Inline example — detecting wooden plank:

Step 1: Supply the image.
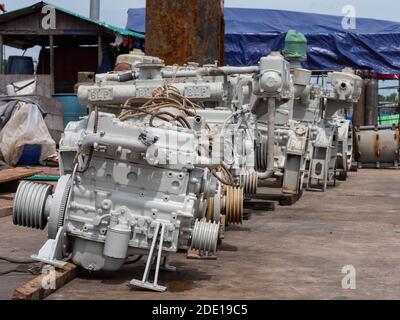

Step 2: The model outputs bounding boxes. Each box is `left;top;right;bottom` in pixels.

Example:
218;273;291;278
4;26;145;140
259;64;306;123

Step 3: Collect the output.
0;192;14;218
187;249;217;260
0;206;12;218
0;193;14;201
0;167;42;185
34;75;54;98
11;263;78;300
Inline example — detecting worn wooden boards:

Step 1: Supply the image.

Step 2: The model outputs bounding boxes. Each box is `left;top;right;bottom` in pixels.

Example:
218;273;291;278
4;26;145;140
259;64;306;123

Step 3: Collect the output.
11;263;78;300
0;192;13;217
0;167;42;185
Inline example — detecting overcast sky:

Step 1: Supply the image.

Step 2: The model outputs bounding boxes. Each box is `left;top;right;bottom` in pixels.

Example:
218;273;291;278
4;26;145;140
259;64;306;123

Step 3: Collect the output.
4;0;400;27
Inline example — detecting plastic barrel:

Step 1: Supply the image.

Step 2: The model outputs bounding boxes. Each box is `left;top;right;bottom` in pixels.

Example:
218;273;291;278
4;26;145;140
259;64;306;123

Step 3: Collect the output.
52;94;88;128
7;56;34;75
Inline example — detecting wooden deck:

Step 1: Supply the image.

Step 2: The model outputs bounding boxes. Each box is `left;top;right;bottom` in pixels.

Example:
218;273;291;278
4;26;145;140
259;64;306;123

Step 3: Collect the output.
0;169;399;300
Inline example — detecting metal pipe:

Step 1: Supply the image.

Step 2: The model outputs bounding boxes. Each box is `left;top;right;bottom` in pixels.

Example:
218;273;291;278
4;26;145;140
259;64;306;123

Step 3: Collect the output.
90;0;100;21
78;82;224;106
266;97;276;172
161;66;260;78
141;222;161;283
81;133;148;153
153;223;165;286
258;98;276;179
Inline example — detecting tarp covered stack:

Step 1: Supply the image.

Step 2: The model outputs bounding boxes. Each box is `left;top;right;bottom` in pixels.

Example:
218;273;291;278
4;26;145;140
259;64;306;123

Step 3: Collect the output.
126;7;400;74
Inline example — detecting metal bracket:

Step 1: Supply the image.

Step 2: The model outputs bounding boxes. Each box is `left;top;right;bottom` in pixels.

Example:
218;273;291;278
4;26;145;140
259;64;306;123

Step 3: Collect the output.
31;228;67;269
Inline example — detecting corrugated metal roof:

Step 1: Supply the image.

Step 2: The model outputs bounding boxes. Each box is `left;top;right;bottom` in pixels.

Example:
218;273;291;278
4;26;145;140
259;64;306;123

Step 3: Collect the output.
0;1;144;39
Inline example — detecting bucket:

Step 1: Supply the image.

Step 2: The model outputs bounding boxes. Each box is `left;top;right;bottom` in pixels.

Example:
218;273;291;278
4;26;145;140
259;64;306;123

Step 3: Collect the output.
7;56;34;75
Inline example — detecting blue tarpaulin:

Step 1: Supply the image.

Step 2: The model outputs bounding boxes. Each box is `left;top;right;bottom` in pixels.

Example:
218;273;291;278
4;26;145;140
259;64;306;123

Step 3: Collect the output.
126;7;400;74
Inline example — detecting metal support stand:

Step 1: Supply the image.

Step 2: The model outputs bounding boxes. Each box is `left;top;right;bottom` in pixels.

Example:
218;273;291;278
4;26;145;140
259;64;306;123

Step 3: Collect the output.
31;228;67;269
307;150;332;192
129;222;169;292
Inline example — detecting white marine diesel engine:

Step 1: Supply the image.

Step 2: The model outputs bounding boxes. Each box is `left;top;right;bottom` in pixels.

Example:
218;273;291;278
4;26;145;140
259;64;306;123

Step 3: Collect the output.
306;70;362;190
12;87;228;292
281;30;362;191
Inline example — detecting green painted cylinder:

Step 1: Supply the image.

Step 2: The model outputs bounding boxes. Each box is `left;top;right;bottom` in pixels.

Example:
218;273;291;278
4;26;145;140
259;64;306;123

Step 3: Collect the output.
283;29;308;61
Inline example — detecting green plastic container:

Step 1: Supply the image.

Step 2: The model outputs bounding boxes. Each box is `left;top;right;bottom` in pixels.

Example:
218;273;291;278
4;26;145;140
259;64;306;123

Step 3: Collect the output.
378;114;400;125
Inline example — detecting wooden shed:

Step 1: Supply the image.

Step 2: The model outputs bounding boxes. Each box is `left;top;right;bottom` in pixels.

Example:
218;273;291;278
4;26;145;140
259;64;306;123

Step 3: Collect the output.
0;1;144;95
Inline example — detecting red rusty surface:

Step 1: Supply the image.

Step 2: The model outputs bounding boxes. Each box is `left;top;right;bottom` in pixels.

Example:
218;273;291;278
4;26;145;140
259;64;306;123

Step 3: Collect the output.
352;79;366;126
145;0;224;66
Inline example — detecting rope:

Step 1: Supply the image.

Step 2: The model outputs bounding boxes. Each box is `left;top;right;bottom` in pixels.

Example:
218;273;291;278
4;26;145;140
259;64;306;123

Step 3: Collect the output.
118;83;202;124
212;164;235;186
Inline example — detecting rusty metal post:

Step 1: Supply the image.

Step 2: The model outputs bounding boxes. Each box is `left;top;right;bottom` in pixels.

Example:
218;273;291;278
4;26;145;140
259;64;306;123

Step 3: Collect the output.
365;76;378;126
352;79;366;126
145;0;224;66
